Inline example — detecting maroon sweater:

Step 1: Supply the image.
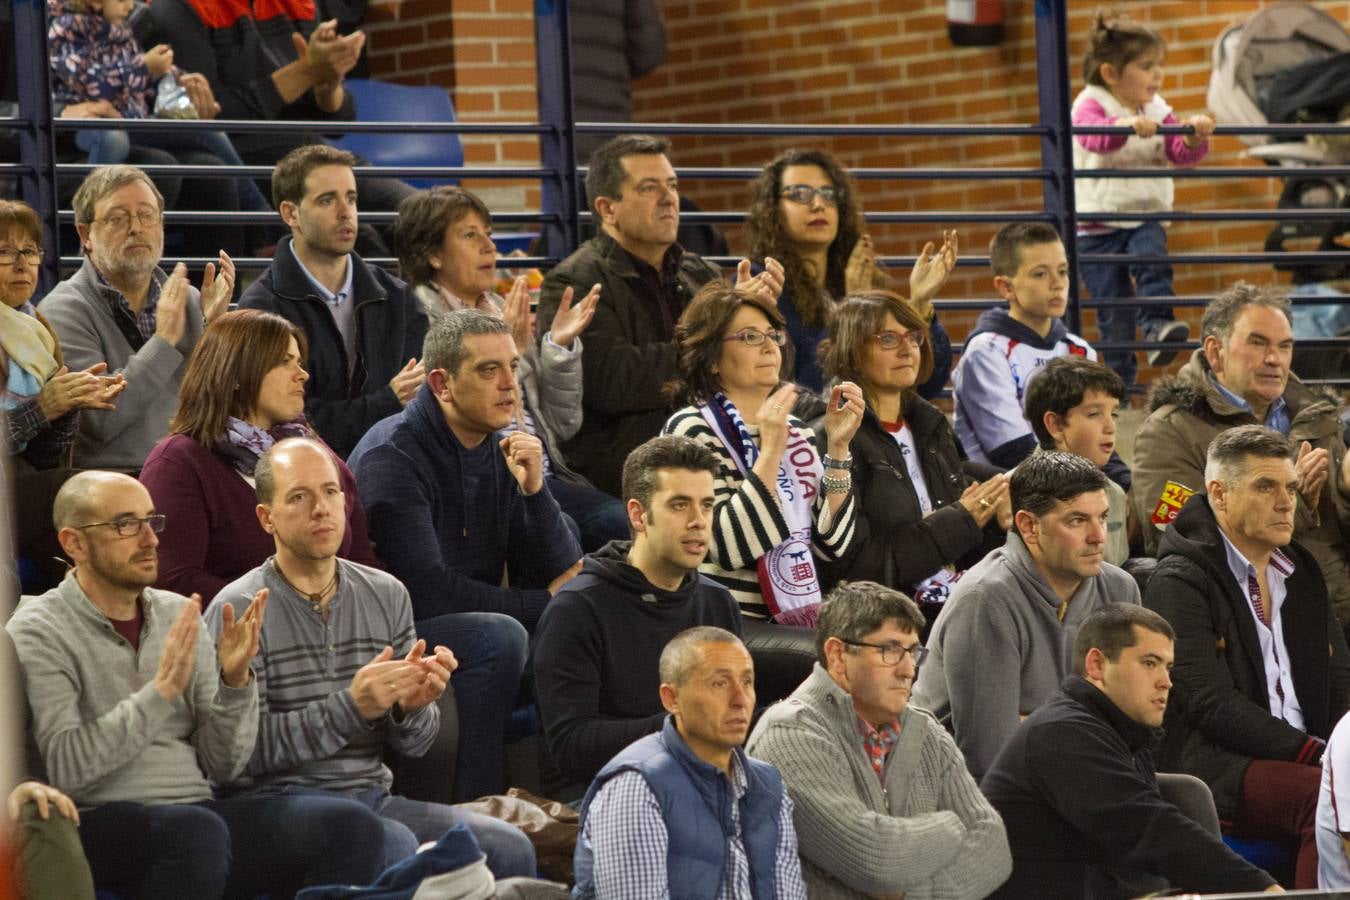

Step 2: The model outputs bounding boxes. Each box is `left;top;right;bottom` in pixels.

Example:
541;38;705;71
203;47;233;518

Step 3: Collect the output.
140;433;380;604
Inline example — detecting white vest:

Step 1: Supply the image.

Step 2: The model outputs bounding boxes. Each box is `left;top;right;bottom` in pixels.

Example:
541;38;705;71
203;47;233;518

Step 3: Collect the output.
1072;84;1175;229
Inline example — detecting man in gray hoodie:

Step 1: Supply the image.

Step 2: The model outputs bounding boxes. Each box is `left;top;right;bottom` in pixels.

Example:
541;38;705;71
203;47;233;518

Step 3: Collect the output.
912;451;1140;778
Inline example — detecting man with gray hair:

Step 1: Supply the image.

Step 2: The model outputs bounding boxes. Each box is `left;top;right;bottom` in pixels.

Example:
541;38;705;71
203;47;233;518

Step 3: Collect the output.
573;626;807;899
748;581;1011;899
1144;424;1350;889
348;309;583;796
41;164;235;471
1133;281;1350;629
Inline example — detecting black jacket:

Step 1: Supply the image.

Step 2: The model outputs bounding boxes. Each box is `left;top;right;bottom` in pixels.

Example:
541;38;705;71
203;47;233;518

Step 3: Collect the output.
821;395;1003;595
240;240;428;458
141;0;354;158
537;231;722;496
1144;494;1350;817
982;676;1276;899
532;540;742;786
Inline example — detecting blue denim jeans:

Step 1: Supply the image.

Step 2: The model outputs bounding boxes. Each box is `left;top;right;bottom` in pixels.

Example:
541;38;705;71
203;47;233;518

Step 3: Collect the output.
414;611;528;801
78;793;387;899
254;784;537;881
546;475;629;553
1078;221;1173;385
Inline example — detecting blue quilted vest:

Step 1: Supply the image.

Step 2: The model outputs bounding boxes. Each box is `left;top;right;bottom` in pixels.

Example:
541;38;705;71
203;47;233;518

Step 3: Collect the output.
573;717;784;899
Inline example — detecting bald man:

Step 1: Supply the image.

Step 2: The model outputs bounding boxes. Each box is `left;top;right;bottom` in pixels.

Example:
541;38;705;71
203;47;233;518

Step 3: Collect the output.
206;438;536;879
7;471;386;900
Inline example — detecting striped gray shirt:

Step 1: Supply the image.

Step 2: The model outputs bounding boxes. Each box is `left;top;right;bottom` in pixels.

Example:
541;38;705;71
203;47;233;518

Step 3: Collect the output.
207;557;437;793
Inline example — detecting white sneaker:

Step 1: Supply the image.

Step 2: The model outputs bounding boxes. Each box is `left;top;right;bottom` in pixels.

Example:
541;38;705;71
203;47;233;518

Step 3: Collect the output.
1146;320;1190;367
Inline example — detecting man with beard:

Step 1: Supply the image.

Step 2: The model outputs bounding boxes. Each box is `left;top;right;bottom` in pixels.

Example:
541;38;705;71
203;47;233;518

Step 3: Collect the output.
40;165;235;471
7;470;388;899
532;434;743;788
241;144;428;458
207;437;537;878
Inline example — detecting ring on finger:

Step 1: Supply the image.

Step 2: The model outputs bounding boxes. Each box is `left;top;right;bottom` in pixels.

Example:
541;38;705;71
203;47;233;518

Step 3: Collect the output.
979;498;992;509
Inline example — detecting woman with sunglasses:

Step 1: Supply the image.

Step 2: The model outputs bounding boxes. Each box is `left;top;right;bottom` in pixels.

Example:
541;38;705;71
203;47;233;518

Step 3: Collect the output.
1;199;127;588
663;282;865;625
817;291;1012;629
139;308;380;604
747;147;957;396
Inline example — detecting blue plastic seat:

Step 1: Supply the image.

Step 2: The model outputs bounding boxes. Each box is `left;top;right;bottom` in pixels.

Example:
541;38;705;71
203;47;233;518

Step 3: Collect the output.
332;79;463;189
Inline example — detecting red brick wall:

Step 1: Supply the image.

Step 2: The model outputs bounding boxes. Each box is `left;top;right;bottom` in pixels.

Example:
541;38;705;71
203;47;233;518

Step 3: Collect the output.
630;0;1350;372
363;0;540;206
357;0;1350;375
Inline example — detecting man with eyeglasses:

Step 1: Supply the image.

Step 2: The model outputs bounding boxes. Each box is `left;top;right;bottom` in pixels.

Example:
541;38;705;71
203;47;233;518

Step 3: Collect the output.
747;580;1011;899
40;164;234;472
537;133;786;497
911;451;1140;779
6;470;389;899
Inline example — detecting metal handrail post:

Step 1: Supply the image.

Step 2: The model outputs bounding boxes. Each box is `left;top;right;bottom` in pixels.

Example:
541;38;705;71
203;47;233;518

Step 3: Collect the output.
13;0;59;292
1034;0;1081;332
534;0;579;256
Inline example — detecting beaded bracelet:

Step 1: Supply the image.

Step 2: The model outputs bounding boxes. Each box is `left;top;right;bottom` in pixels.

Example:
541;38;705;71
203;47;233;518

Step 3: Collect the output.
821;474;852;494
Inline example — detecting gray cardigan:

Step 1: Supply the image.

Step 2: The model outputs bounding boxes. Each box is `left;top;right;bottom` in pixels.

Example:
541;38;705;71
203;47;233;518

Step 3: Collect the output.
7;573;257;806
747;665;1010;900
911;529;1140;778
38;258;203;471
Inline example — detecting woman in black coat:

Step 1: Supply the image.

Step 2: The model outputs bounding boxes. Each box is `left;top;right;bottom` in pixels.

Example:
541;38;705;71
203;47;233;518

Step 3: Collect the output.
818;291;1010;625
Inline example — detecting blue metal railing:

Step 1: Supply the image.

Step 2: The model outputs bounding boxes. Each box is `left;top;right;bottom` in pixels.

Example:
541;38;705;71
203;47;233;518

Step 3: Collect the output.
7;0;1350;378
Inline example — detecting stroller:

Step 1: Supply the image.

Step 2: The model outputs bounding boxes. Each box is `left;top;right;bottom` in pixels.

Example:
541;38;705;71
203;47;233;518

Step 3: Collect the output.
1208;0;1350;382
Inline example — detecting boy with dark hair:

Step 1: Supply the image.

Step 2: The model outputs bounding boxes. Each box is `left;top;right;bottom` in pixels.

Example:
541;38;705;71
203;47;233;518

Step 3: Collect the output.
912;451;1139;777
982;604;1279;897
1024;356;1132;564
953;222;1097;469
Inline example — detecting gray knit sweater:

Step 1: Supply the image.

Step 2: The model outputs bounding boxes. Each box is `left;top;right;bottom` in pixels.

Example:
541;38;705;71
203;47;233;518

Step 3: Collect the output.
747;665;1011;900
206;558;437;793
38;258;203;472
7;573;257;806
911;529;1140;778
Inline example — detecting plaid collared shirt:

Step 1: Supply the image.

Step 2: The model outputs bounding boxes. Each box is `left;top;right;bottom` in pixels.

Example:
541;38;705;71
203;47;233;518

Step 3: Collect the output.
857;715;902;781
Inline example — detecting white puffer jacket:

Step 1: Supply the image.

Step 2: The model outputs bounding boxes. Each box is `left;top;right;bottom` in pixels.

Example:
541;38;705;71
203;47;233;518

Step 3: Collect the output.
1072;84;1175;229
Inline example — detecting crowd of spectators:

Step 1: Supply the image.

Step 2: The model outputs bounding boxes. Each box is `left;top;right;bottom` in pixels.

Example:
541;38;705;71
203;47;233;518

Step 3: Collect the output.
6;4;1350;898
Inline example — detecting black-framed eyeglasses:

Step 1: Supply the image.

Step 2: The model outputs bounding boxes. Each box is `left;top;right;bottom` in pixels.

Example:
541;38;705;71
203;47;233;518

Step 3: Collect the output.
0;246;44;266
92;209;162;231
722;328;787;347
873;330;925;350
73;514;166;539
779;184;840;207
840;638;928;667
